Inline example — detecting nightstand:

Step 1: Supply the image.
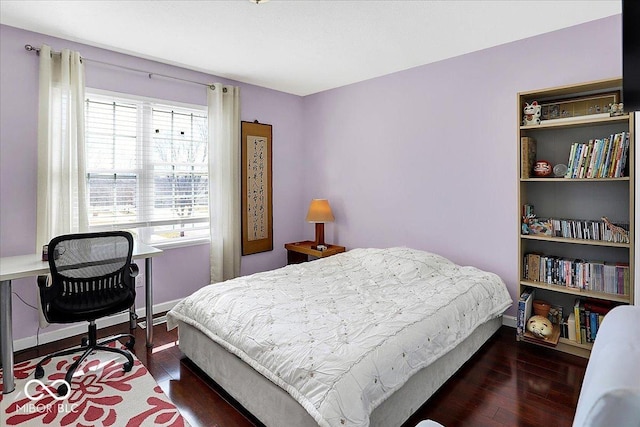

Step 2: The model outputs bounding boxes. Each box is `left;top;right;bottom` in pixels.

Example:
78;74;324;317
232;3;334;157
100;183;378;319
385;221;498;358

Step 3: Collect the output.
284;241;346;264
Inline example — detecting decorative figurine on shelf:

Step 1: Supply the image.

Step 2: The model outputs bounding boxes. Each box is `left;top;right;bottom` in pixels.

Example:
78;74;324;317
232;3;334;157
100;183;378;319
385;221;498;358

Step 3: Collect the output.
533;160;552;177
609;102;625;117
601;216;630;244
522;101;542;126
527;315;554;339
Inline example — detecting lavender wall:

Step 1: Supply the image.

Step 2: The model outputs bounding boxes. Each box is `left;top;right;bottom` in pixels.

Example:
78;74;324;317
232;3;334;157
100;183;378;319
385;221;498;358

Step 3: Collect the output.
0;16;624;341
301;15;623;317
0;24;305;341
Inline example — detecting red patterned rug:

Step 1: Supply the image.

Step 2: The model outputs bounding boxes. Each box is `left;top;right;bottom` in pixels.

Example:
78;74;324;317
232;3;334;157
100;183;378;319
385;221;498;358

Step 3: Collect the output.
0;342;189;427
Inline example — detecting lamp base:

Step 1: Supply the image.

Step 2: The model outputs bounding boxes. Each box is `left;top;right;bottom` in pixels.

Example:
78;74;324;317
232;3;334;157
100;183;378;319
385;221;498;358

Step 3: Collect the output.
313;223;325;248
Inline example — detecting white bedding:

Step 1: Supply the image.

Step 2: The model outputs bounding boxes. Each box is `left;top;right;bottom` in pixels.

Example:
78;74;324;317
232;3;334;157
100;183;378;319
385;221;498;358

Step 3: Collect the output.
167;247;512;427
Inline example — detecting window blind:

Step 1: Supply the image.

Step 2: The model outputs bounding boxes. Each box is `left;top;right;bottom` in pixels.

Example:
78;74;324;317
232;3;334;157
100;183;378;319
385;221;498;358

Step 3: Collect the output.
85;92;209;245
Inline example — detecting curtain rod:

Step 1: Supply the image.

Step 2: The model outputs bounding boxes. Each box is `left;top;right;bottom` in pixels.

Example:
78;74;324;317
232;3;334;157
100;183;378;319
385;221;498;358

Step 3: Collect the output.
24;44;222;91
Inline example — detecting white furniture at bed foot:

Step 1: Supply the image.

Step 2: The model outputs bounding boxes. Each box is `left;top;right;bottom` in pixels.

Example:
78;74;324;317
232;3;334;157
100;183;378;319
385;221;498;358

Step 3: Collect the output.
572;305;640;427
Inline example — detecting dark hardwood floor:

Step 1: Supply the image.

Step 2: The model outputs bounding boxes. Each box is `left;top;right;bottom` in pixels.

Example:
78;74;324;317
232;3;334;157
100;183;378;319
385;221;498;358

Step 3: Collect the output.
13;322;587;427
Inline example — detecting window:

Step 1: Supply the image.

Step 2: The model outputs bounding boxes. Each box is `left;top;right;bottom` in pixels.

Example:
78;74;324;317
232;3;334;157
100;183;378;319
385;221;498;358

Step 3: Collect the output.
85;92;209;246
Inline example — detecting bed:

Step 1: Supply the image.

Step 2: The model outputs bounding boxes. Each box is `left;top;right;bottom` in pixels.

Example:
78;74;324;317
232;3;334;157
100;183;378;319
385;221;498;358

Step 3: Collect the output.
166;247;512;427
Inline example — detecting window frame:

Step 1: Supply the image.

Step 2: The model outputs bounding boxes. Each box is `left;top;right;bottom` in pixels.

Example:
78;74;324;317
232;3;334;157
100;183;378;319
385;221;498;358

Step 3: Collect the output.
84;88;210;249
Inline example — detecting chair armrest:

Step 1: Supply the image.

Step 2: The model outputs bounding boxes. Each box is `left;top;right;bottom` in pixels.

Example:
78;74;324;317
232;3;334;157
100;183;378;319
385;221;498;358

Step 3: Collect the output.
37;274;55;306
37;275;50;289
129;263;139;278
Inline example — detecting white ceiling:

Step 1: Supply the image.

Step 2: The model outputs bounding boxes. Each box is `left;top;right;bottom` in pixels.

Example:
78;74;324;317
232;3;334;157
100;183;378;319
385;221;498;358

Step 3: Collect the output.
0;0;621;96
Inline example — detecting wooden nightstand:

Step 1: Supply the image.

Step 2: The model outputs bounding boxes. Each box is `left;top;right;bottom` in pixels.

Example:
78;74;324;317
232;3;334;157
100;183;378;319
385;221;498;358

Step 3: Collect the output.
284;241;346;264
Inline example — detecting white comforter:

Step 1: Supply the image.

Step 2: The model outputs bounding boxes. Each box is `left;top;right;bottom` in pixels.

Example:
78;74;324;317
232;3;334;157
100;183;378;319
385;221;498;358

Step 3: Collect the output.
167;247;512;427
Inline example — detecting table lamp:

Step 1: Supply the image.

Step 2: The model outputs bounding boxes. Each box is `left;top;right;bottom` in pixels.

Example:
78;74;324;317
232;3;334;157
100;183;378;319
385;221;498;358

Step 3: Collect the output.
305;199;334;248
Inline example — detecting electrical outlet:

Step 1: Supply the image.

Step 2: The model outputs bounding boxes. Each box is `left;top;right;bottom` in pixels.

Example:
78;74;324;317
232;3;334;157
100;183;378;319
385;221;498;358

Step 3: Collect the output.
136;273;145;288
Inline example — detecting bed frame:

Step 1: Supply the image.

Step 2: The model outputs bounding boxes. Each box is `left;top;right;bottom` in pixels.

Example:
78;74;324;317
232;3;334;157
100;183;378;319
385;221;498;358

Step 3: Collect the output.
176;316;502;426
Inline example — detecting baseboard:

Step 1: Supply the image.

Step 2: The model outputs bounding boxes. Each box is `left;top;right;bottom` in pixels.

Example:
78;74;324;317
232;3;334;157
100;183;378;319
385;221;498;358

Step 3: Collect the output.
502;314;517;329
13;299;182;352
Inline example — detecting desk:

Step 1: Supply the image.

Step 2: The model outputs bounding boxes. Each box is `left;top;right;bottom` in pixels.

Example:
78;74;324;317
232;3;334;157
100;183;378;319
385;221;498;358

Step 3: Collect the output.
0;241;162;394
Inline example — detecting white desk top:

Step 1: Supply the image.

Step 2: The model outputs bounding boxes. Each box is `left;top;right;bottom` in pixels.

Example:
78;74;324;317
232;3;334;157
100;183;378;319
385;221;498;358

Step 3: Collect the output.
0;241;162;281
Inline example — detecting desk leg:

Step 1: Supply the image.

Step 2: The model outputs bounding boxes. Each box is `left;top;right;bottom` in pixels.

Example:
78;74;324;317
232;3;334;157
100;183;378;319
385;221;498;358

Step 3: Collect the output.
129;304;137;330
1;279;15;394
145;257;153;348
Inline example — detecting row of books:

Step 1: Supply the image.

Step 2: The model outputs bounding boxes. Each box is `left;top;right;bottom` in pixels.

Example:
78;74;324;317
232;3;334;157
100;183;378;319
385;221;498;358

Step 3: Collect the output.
570;298;614;344
536;218;630;243
565;132;629;178
523;253;630;296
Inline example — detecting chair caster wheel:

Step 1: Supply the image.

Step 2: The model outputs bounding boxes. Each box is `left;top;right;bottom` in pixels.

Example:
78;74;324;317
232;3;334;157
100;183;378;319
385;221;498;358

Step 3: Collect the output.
125;338;135;350
57;383;68;397
34;365;44;379
123;361;133;372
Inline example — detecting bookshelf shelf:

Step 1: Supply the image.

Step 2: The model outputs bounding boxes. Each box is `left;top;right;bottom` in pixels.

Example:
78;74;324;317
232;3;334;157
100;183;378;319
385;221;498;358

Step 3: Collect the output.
520;177;630;182
517;77;635;358
517;335;593;358
520;114;630;131
520;234;630;248
519;279;631;303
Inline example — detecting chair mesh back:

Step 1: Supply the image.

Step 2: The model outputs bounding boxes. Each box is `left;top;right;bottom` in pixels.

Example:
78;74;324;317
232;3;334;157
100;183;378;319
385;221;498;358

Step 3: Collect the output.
49;233;133;297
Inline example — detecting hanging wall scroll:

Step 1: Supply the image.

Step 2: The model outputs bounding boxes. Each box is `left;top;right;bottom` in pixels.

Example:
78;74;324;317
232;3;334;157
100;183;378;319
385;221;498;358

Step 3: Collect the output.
241;121;273;255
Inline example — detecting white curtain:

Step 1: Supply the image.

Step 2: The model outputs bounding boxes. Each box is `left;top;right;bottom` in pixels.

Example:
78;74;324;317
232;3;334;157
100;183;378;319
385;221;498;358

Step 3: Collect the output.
208;83;241;282
36;45;88;250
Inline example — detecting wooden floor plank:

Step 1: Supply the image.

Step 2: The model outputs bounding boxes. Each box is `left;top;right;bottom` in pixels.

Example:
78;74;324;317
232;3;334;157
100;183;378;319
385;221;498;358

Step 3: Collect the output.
12;322;587;426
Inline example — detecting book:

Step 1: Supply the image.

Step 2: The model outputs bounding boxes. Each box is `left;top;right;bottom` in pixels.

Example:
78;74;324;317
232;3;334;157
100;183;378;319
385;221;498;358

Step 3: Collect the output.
618;133;630;177
565;142;578;178
573;299;582;344
581;139;594;178
517;287;535;336
572;142;582;178
583;299;613;315
560;316;569;338
530;253;541;282
602;134;615;177
586;139;598;177
597;136;611;177
578;300;589;343
590;311;599;341
585;307;592;342
567;312;577;342
521;137;537;179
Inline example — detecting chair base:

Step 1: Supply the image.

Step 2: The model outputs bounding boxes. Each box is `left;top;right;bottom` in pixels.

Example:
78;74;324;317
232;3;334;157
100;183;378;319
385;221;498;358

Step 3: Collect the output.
34;321;135;396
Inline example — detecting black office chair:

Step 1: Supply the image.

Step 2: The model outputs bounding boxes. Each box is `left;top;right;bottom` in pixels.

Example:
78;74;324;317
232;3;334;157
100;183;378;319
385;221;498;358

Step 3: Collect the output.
35;231;139;396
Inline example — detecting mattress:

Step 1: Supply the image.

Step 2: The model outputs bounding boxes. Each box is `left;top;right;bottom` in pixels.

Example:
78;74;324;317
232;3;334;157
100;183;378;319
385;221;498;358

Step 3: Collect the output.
167;247;512;426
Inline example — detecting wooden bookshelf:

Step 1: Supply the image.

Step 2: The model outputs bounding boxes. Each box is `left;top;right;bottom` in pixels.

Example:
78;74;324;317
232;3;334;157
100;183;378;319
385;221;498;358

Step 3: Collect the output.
516;78;635;357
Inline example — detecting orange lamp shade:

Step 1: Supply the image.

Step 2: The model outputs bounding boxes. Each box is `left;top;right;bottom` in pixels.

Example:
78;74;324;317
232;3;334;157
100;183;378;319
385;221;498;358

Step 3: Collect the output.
305;199;335;223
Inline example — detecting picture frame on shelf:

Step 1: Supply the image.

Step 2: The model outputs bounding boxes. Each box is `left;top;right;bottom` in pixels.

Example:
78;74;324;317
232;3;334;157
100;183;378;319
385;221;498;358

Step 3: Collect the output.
537;91;620;123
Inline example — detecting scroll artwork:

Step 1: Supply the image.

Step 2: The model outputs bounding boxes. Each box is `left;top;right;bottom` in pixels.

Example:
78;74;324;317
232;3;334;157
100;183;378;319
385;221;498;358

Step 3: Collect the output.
241;121;273;255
